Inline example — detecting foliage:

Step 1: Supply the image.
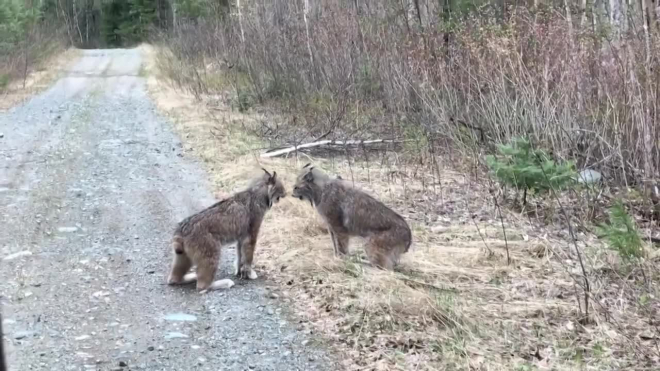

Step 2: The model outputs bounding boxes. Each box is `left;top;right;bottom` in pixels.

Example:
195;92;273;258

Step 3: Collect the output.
486;138;576;202
174;0;230;20
0;73;9;89
174;0;208;20
0;0;40;49
596;200;645;262
234;88;254;112
101;0;157;47
0;0;61;90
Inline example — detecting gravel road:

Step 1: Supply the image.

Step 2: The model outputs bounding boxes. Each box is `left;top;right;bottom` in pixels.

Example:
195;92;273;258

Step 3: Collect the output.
0;48;336;371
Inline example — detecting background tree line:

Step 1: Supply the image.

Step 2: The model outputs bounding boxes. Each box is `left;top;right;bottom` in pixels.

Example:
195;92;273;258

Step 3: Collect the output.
3;0;660;190
1;0;177;88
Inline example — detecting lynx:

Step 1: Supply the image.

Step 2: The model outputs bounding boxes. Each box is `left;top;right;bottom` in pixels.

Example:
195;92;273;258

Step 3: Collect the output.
291;164;411;270
167;169;286;292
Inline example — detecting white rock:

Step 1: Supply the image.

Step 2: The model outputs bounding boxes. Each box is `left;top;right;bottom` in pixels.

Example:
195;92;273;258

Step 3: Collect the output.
162;313;197;322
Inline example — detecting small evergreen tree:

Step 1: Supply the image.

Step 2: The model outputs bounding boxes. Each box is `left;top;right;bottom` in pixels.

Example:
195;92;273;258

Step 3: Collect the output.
0;0;38;48
486;137;576;204
596;200;645;262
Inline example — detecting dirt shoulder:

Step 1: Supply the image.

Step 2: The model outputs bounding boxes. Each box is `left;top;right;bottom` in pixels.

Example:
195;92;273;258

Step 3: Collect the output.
0;47;80;112
140;43;659;371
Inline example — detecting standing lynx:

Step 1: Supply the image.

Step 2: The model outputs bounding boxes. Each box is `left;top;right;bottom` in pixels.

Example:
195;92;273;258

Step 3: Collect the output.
291;164;412;270
167;169;286;292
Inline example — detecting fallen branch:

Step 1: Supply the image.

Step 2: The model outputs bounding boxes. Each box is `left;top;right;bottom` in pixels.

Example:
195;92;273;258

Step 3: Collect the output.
261;139;404;158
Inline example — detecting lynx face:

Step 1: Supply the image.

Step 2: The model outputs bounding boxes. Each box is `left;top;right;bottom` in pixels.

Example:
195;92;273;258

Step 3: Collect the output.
292;170;316;206
268;176;287;205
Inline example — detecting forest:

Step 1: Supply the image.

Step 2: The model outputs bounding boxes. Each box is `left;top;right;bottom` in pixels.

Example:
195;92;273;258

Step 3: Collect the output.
2;0;659;186
2;0;648;188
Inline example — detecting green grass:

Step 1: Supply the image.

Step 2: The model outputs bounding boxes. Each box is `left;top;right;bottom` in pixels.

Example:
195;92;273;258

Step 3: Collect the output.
0;73;9;89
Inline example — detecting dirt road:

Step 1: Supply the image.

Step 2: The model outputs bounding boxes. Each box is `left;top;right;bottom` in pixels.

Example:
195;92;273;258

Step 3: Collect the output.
0;49;335;371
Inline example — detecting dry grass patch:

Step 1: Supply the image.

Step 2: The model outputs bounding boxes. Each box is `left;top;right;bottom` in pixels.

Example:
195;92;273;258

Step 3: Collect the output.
143;44;659;371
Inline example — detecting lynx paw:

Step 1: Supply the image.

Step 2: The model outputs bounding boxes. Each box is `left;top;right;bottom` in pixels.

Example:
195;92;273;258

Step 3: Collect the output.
167;272;197;285
182;272;198;283
212;278;235;289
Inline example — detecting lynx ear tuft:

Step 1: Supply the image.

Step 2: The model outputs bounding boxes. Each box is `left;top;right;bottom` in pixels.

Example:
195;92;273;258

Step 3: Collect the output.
261;168;272;177
267;171;277;185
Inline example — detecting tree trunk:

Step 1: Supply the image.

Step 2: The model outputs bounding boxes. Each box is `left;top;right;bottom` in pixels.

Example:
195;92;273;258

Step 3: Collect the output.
413;0;424;28
303;0;314;71
73;0;83;45
237;0;245;42
442;0;451;60
640;0;656;177
171;0;177;30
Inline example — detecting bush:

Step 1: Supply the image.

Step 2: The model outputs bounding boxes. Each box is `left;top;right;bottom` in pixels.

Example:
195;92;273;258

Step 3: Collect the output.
486;137;576;204
596;200;645;262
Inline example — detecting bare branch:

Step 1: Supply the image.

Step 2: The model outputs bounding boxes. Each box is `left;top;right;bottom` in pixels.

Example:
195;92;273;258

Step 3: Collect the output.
260;139;410;158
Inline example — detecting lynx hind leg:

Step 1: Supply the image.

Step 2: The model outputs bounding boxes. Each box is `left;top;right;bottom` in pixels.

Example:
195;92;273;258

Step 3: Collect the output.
365;244;394;270
364;234;400;271
195;258;219;292
189;236;221;292
197;255;235;294
167;241;193;285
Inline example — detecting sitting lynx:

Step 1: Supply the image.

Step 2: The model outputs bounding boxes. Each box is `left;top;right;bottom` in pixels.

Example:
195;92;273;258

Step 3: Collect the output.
291;164;411;270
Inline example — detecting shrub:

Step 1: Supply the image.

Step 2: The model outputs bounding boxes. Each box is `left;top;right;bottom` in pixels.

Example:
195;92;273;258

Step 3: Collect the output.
486;137;576;204
0;74;9;90
596;200;645;262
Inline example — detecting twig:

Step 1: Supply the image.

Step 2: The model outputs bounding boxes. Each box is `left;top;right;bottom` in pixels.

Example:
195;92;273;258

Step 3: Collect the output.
352;309;367;351
531;143;591;323
471;214;493;257
490;186;511;265
464;174;493;256
399;276;457;293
